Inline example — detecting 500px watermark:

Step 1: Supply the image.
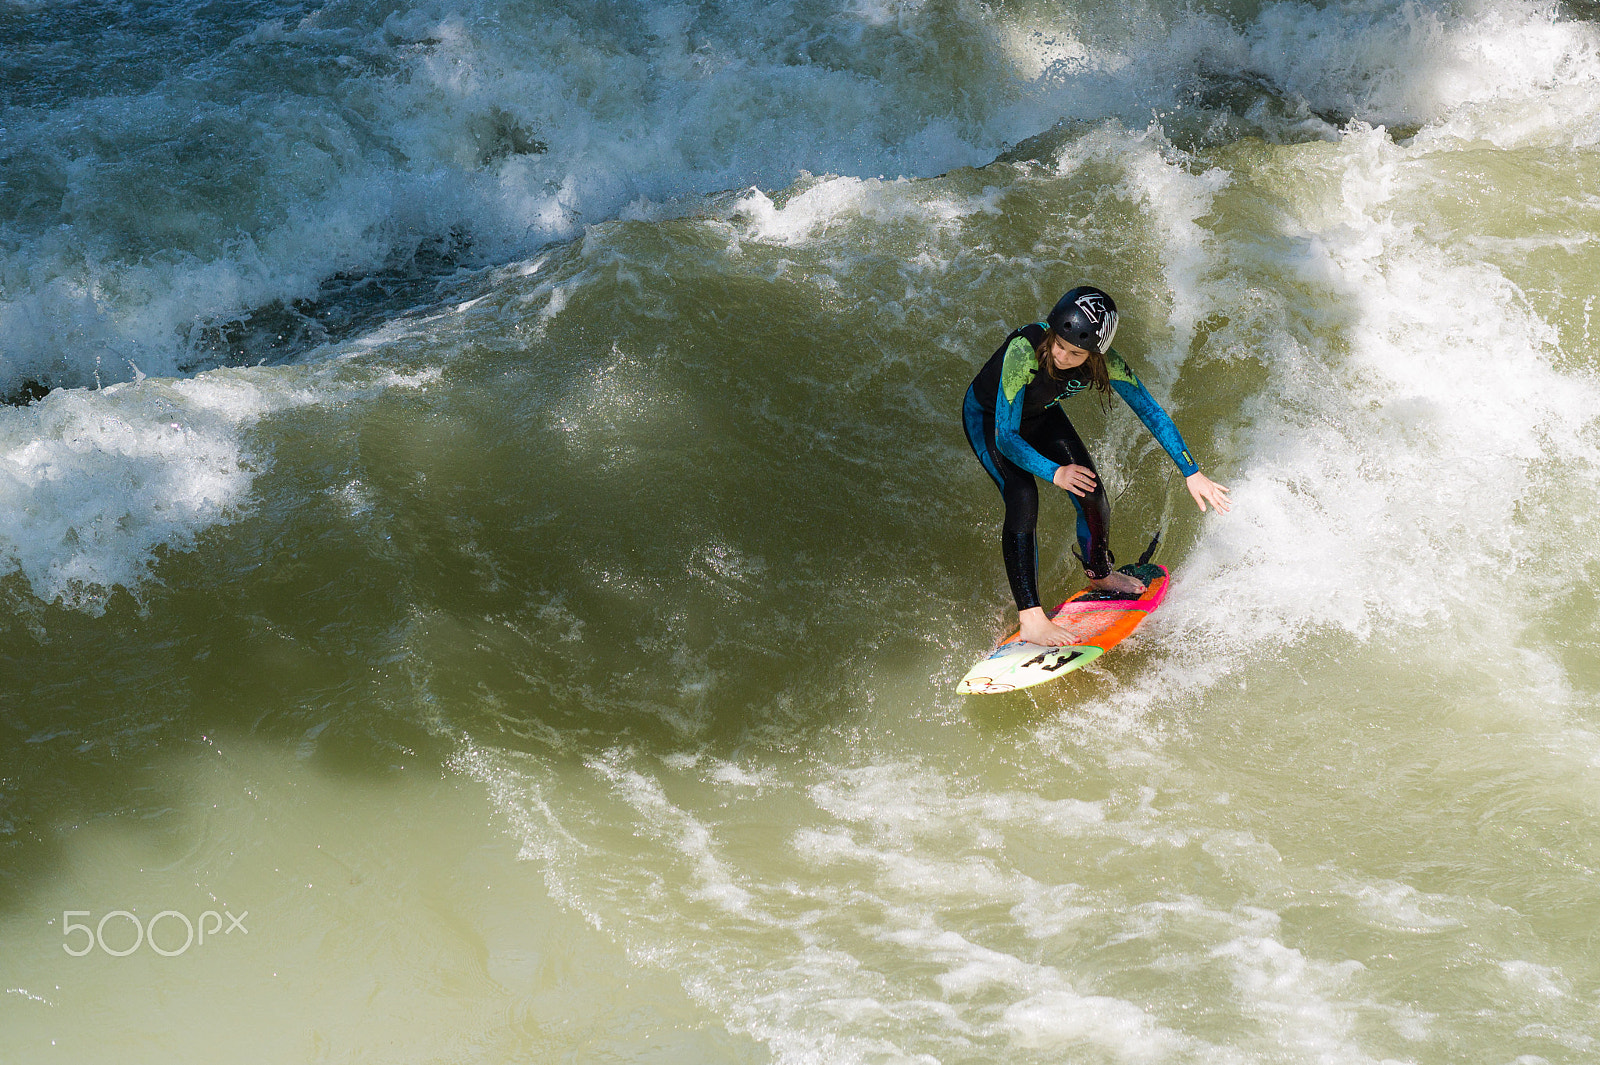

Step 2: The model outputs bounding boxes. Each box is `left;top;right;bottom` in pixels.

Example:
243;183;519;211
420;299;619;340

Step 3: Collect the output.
62;910;248;957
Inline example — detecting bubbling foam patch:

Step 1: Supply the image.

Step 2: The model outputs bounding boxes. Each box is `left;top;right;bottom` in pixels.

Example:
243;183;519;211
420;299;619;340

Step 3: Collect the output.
7;0;1597;395
0;376;293;611
0;358;438;613
1185;127;1598;625
1231;0;1600;132
1032;118;1600;732
457;738;1539;1064
1;0;1012;393
730;174;1009;247
457;743;1235;1065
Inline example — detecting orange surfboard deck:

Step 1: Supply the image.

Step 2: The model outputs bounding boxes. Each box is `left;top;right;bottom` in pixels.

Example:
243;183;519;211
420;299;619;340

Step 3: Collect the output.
957;564;1168;695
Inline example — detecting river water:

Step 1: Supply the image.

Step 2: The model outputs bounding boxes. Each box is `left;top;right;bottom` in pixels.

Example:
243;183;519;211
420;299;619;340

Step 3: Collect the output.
2;0;1599;1061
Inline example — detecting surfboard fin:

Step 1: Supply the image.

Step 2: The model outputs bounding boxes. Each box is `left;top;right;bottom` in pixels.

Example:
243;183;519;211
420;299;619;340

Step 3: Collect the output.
1137;531;1161;566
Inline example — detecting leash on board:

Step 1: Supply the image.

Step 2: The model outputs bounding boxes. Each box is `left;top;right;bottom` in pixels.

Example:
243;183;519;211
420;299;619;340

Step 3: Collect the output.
1137;480;1177;566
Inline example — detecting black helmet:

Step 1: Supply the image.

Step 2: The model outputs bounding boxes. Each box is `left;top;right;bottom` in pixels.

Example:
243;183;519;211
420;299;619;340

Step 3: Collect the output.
1046;286;1119;355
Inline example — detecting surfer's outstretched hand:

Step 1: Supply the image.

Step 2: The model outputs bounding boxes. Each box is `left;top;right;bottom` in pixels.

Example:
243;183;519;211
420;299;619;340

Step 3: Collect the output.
1018;607;1075;646
1186;471;1232;513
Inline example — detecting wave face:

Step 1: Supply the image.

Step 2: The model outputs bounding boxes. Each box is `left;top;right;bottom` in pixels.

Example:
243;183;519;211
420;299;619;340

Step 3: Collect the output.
3;1;1600;1062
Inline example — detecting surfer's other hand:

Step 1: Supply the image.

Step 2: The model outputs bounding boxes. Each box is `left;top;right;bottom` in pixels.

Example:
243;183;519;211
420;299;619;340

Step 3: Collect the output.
1052;463;1096;496
1186;471;1231;513
1018;607;1075;646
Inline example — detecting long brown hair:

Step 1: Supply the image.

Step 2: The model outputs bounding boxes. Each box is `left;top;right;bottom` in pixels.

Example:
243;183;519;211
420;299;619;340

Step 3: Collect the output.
1034;327;1110;394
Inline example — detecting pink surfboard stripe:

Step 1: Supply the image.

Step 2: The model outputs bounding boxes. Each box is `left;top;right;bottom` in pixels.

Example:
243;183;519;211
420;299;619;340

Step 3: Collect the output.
1052;576;1168;617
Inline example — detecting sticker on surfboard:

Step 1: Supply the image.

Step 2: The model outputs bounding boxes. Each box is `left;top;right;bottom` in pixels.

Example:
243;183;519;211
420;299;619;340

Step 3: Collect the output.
957;563;1169;695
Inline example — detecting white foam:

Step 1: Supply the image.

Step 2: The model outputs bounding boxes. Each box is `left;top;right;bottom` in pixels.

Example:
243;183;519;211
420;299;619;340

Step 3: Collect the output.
3;0;1032;392
707;759;782;789
730;175;1008;248
588;748;757;916
807;763;1107;848
0;358;436;612
1001;990;1183;1060
455;742;1235;1064
1347;881;1465;932
454;722;1600;1065
1001;106;1600;733
1500;960;1571;1000
14;0;1595;397
0;377;286;611
1213;932;1377;1064
1195;125;1597;626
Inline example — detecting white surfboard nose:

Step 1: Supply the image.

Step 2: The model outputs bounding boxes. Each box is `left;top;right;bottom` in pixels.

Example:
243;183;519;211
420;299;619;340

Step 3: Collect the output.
956;644;1104;694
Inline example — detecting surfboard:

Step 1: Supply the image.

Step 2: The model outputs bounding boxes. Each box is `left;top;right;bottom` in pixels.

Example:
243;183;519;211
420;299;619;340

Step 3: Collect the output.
957;563;1169;695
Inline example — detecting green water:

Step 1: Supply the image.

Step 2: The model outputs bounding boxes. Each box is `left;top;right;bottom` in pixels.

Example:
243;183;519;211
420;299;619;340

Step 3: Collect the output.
4;0;1600;1061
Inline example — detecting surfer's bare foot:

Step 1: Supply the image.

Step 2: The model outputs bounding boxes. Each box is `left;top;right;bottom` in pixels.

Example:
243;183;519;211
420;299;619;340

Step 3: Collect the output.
1017;606;1074;646
1087;571;1145;596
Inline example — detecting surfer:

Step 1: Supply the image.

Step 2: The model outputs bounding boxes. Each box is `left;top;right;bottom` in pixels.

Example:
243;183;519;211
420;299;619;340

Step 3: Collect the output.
962;286;1230;647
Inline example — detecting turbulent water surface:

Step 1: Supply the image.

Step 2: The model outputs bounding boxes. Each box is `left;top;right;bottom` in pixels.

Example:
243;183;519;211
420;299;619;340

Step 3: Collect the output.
3;0;1600;1061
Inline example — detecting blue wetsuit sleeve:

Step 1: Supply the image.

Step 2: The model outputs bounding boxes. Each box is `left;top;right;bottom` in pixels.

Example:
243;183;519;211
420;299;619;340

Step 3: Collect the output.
1107;350;1201;477
993;337;1061;482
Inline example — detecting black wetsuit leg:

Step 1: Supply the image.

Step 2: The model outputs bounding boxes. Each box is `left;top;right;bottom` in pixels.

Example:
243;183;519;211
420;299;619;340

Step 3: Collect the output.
996;458;1045;610
964;393;1114;610
1023;405;1114;582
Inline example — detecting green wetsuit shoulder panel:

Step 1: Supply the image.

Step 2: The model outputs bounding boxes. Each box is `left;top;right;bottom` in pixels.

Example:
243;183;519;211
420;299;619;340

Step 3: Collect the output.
1106;347;1140;387
1000;333;1040;403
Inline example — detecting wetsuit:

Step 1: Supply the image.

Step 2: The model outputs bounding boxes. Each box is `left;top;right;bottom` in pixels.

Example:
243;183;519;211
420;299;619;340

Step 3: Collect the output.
963;322;1198;611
